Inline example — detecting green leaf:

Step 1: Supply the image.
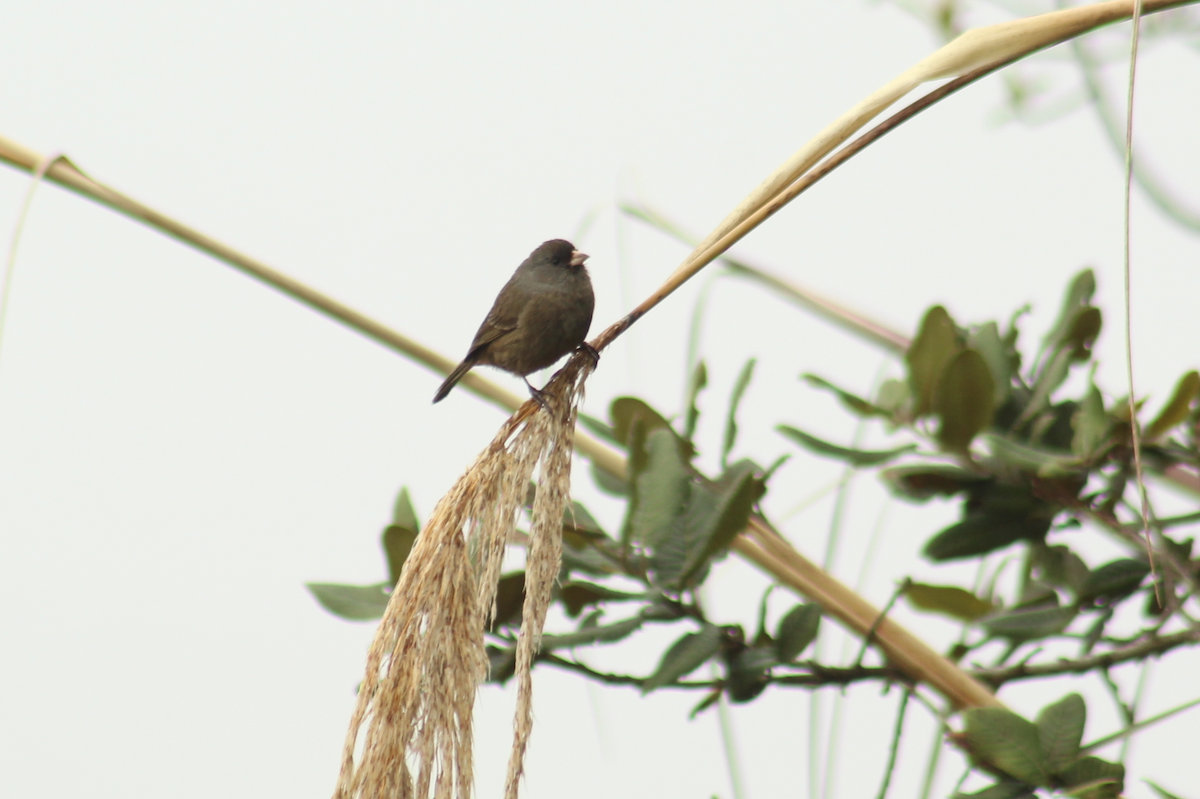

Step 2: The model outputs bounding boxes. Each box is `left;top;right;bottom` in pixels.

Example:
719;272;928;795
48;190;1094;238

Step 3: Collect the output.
802;373;888;417
1072;382;1110;460
306;582;390;621
383;488;421;586
610;396;674;447
1062;306;1102;361
391;487;420;531
487;645;517;684
722;358;756;469
954;783;1036;799
560;537;621;576
1078;559;1151;604
1146;370;1200;441
1145;780;1189;799
968;322;1012;407
623;426;690;551
490;572;526;629
881;464;987;502
904;582;994;621
1019;348;1074;428
924;514;1037;561
775;603;821;662
652;458;763;587
935;348;996;452
1032;544;1090;595
1058;756;1123;798
382;525;418;587
578;412;620;445
875;378;911;417
924;482;1056;561
558;581;645;618
978;603;1077;641
986;434;1083;477
907;305;961;416
683;360;708;441
963;707;1050;786
688;689;723;719
642;624;723;693
777;425;916;467
1037;693;1086;775
726;643;773;702
540;615;645;650
562;501;609;542
1043;269;1096;352
589;460;628;496
681;458;763;583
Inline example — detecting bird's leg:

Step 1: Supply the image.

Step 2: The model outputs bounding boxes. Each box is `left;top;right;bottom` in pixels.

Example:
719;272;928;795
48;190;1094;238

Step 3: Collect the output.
524;377;551;413
577;342;601;368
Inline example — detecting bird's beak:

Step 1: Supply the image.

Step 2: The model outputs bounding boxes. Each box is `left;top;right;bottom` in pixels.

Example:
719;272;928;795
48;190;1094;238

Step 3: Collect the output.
570;250;589;267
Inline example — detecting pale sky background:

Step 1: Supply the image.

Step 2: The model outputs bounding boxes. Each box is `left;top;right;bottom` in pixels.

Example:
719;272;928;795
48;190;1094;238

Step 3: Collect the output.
1;2;1199;798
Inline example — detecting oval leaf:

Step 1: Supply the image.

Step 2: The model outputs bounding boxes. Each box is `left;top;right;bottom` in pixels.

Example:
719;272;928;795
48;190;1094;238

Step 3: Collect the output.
907;305;961;416
676;461;764;588
968;322;1013;407
1043;269;1096;352
558;580;644;618
1078;559;1151;604
540;615;645;651
1063;306;1102;360
623;426;690;550
306;582;390;621
726;644;773;703
383;524;418;587
1146;370;1200;441
923;514;1037;562
936;348;996;452
1072;383;1110;460
611;397;674;447
905;582;994;621
643;624;723;693
963;707;1050;786
775;603;821;662
979;604;1077;641
1037;693;1086;775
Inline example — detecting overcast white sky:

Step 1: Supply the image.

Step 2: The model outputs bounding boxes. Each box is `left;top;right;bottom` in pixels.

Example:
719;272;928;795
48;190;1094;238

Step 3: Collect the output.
1;2;1198;798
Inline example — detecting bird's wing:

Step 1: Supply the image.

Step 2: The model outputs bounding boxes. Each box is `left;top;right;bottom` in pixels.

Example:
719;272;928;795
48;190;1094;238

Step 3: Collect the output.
465;311;519;359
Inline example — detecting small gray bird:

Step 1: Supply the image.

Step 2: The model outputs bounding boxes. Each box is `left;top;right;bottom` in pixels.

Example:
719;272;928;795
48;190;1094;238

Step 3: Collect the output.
433;239;596;404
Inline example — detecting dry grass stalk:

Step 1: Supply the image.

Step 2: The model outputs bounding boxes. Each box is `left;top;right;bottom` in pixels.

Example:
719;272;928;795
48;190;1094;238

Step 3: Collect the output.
503;374;583;798
333;358;592;799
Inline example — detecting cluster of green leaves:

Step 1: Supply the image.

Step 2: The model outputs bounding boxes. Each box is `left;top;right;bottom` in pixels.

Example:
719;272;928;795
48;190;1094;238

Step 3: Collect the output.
308;365;828;710
781;270;1200;653
954;694;1122;799
306;488;419;620
308;268;1200;796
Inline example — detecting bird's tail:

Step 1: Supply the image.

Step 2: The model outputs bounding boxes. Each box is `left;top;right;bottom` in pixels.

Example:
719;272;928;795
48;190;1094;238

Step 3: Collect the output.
432;359;475;403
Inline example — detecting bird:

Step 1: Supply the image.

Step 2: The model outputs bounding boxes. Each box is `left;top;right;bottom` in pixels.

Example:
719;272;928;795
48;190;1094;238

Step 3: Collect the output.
433;239;596;404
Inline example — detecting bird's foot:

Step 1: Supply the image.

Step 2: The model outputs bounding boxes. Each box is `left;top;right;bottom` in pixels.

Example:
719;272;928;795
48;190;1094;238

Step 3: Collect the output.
577;342;600;368
524;378;551;413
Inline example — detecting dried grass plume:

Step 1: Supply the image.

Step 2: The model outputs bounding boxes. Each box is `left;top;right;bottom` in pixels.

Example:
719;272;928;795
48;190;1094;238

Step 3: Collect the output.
334;357;592;799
